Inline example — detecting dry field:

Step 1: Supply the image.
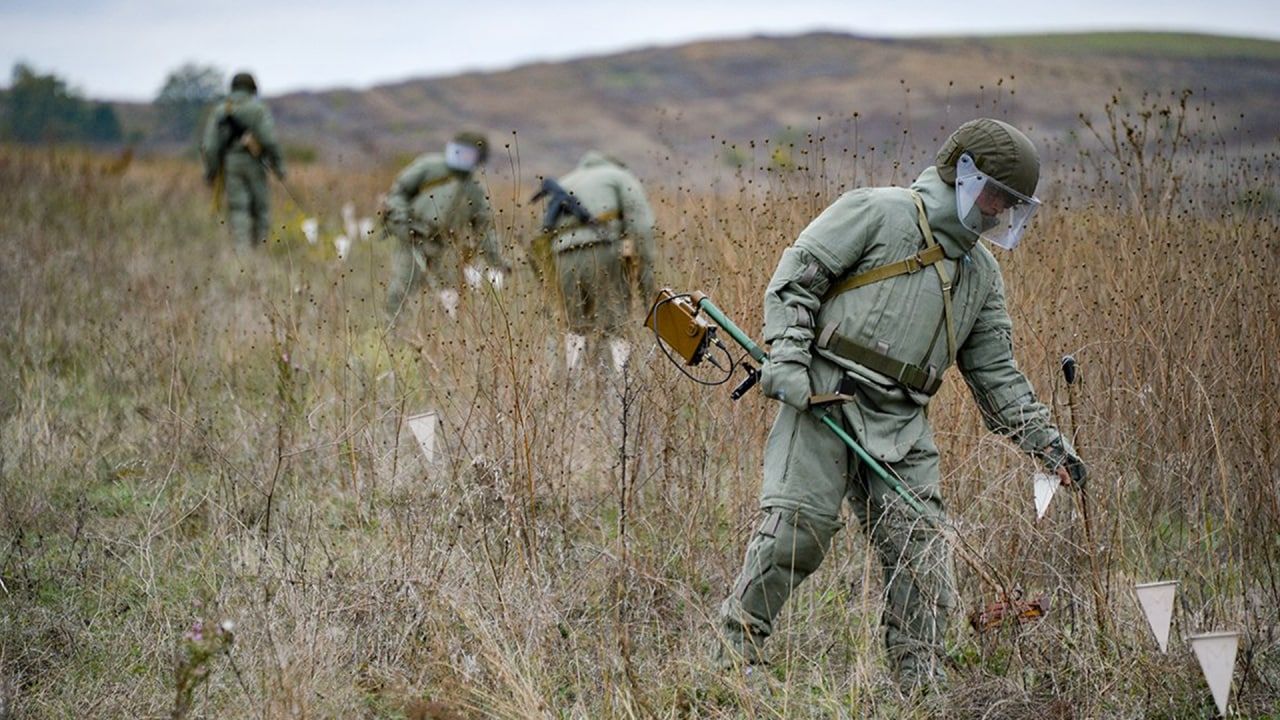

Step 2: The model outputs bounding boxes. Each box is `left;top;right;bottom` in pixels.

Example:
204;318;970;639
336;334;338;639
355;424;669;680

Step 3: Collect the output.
1;93;1278;718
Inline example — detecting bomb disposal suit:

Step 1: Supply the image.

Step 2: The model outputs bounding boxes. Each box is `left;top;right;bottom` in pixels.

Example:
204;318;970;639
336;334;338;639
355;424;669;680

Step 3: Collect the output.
537;151;657;339
382;132;510;316
718;119;1087;690
201;72;285;248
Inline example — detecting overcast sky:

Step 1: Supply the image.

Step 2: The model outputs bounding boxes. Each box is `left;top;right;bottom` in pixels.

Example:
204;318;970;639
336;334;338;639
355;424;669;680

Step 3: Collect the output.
3;0;1279;101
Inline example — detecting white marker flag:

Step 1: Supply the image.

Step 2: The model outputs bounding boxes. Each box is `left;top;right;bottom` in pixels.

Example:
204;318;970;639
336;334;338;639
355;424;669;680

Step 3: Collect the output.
301;217;319;244
1189;631;1239;716
565;333;586;371
405;411;439;463
1033;472;1058;520
1134;581;1178;652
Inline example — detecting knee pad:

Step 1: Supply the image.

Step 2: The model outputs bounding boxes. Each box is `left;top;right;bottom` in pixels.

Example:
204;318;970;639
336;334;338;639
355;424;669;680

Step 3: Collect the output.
767;509;838;575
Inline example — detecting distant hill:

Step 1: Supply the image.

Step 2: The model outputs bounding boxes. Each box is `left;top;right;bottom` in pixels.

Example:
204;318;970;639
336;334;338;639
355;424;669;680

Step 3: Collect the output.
117;31;1280;177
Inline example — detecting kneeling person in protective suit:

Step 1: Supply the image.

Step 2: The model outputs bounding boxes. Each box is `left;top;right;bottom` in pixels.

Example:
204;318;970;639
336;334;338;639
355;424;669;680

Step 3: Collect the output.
382;131;511;319
533;151;656;372
717;118;1087;692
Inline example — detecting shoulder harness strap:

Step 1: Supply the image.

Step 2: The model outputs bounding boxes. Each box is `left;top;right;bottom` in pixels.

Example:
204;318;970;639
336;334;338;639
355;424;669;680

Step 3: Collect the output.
911;191;956;365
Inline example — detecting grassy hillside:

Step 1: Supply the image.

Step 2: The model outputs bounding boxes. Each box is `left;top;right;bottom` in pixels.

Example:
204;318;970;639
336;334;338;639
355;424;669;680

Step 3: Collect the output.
189;32;1280;179
2;91;1279;717
113;31;1280;182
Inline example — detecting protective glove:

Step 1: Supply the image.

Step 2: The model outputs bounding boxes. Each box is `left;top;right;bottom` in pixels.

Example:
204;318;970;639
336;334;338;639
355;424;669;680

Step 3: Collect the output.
1061;452;1088;488
1038;436;1088;489
760;359;811;411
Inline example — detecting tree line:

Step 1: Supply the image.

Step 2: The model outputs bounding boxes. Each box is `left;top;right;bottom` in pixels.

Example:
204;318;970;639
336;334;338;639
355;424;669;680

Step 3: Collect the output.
0;62;225;146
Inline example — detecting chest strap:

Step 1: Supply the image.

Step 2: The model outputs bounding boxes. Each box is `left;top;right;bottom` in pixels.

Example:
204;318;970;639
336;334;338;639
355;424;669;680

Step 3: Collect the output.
823;244;945;300
816;324;944;395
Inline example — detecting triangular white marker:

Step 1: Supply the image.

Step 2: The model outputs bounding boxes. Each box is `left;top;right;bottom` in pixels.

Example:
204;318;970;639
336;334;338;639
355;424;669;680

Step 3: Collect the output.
1033;472;1058;519
300;217;319;244
1189;631;1239;716
609;339;631;373
405;411;438;463
1135;581;1178;652
463;264;484;288
438;288;459;318
342;201;358;240
565;333;586;371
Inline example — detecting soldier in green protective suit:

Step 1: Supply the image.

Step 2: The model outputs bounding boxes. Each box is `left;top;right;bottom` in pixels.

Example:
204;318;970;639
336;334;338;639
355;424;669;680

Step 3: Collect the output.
717;119;1088;692
382;131;511;319
533;151;656;372
201;72;285;249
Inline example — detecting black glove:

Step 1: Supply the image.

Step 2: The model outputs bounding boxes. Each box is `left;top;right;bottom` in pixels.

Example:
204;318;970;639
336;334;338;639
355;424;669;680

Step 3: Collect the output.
1062;452;1088;488
1039;436;1088;489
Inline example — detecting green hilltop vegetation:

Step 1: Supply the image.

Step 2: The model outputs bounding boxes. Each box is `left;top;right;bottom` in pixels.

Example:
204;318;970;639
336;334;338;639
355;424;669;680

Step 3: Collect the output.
964;31;1280;61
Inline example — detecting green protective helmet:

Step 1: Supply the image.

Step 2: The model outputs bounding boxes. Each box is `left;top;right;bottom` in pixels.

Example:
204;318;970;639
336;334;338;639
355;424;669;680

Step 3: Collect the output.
230;72;258;94
935;118;1039;198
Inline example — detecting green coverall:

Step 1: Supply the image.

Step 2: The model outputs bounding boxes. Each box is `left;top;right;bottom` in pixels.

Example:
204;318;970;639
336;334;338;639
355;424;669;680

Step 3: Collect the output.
382;153;508;316
719;165;1076;689
201;90;285;248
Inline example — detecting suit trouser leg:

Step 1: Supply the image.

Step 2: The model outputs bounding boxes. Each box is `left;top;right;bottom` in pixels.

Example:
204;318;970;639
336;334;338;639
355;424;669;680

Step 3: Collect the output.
248;165;271;245
386;237;426;318
846;431;955;689
718;402;848;663
224;171;253;249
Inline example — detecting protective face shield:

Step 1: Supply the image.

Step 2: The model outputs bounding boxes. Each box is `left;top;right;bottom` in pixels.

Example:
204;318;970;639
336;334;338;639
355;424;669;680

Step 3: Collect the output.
444;141;481;172
954;153;1042;250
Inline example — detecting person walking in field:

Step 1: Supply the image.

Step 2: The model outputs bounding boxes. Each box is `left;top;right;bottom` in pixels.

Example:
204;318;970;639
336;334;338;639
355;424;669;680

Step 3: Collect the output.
201;72;286;249
717;118;1087;693
532;151;657;372
381;131;511;320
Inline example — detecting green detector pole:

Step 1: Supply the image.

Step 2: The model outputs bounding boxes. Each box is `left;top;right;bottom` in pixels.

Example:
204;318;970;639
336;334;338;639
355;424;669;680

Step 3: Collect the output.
692;294;928;517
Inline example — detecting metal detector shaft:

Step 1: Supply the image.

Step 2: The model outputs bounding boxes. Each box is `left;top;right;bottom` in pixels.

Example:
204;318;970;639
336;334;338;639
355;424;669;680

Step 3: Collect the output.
693;294;766;364
692;294;927;516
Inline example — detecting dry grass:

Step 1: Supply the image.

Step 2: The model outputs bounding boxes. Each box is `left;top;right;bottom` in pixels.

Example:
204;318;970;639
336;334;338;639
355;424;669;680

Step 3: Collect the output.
1;91;1278;719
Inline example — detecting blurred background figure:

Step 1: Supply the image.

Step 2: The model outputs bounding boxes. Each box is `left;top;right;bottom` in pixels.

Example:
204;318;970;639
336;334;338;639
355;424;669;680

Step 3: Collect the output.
380;131;511;321
532;151;656;373
200;71;285;249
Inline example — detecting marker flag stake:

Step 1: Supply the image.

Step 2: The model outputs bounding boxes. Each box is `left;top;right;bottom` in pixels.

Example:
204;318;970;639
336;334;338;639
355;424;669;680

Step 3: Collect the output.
1033;472;1058;520
405;411;439;463
1189;631;1239;716
1134;581;1178;652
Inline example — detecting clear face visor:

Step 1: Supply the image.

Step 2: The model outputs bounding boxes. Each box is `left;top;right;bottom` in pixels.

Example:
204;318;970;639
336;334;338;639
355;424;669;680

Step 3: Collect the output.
954;153;1041;250
444;141;481;172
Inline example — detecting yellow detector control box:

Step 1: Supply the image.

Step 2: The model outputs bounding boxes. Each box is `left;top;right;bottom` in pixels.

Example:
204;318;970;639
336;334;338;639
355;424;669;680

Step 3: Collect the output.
644;288;715;365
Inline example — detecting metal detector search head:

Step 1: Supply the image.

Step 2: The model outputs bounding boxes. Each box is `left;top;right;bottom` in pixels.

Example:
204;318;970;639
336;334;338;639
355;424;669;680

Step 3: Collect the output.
968;592;1051;633
645;288;715;365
